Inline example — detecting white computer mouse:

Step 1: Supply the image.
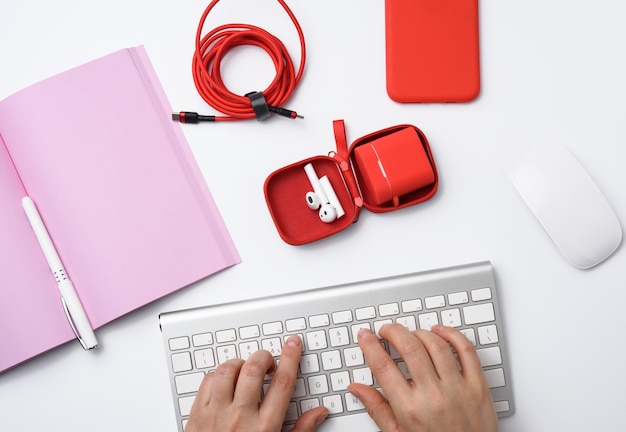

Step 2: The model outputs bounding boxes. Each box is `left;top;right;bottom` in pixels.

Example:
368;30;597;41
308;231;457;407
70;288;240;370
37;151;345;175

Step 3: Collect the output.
511;144;622;269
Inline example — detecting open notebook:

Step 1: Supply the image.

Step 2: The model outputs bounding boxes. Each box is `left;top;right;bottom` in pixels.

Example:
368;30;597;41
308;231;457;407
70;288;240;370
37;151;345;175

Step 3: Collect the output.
0;46;241;372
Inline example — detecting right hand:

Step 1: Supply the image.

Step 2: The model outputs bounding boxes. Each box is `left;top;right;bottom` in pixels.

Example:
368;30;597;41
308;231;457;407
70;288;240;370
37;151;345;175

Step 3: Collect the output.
348;324;498;432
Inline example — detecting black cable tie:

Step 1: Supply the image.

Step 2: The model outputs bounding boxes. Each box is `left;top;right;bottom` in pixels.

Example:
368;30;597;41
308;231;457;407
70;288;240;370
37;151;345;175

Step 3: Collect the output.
245;91;271;121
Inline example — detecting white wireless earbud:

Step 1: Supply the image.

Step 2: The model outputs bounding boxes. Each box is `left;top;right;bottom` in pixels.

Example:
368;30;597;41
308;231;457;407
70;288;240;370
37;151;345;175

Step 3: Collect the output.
304;163;341;224
305;191;321;210
319;203;338;223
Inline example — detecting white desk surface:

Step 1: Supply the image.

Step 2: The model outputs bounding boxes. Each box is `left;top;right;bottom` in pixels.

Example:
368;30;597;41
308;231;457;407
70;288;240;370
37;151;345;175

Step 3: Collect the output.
1;1;625;430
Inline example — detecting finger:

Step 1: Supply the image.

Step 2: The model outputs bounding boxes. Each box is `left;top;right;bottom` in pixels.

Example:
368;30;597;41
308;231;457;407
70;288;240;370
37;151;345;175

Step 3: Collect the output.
357;327;410;404
412;328;460;379
347;383;398;431
233;349;275;406
431;325;484;377
378;324;437;385
193;370;216;407
260;335;303;418
289;406;328;432
210;358;245;404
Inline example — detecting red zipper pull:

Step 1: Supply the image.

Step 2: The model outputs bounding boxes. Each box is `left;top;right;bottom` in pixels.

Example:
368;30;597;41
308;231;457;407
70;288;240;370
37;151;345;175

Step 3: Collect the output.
330;120;363;213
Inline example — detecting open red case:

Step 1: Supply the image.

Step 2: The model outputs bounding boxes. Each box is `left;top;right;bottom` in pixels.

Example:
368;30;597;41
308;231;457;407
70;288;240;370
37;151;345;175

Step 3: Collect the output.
264;120;438;245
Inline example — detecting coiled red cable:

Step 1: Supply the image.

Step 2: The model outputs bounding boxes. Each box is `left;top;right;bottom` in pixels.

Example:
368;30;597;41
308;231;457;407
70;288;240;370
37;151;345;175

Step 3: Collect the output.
191;0;306;121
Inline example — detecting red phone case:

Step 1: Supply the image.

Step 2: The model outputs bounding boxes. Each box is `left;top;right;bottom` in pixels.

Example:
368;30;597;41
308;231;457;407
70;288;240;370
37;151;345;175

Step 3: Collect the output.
264;120;439;245
385;0;481;103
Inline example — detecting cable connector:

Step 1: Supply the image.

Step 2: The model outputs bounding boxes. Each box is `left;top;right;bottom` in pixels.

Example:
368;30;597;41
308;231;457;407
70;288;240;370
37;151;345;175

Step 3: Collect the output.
172;112;216;123
268;106;304;119
246;91;303;121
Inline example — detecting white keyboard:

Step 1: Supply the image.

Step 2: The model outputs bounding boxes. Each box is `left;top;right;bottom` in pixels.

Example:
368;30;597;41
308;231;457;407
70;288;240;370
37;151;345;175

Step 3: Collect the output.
159;261;514;431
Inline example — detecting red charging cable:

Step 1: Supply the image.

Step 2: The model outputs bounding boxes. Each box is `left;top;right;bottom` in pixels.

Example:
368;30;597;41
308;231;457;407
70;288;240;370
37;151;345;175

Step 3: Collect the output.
173;0;306;123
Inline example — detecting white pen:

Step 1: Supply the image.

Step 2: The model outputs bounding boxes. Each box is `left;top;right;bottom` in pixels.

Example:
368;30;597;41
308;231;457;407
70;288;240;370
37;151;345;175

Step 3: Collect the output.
22;196;99;350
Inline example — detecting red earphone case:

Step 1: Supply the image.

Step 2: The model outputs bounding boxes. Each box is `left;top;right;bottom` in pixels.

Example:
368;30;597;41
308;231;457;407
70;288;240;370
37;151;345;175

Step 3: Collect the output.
264;120;439;245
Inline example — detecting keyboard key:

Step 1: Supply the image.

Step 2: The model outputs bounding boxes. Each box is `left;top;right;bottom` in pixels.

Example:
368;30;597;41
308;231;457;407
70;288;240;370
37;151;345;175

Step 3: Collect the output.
355;306;376;320
330;371;350;391
352;367;373;386
344;346;365;367
216;344;237;364
478;324;499;345
484;368;506;388
178;395;195;416
300;354;320;374
323;394;344;414
308;375;329;395
239;325;260;339
194;348;215;369
401;298;422;312
425;295;445;309
262;337;283;356
440;308;462;327
396;315;417;331
239;341;260;359
471;287;492;301
345;393;366;412
332;310;353;324
321;350;342;370
175;372;204;394
301;398;320;413
378;302;400;317
329;327;350;347
309;314;330;328
192;332;213;347
476;346;502;367
448;291;469;305
494;400;510;413
262;321;284;335
286;318;306;331
171;352;192;373
292;378;306;398
418;312;438;330
169;337;189;351
306;330;328;351
215;329;236;343
463;303;495;325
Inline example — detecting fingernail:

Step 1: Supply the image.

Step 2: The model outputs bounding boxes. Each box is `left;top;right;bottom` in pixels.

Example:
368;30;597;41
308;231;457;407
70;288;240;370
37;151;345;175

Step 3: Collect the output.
431;324;443;332
286;334;301;347
358;327;372;339
347;384;360;397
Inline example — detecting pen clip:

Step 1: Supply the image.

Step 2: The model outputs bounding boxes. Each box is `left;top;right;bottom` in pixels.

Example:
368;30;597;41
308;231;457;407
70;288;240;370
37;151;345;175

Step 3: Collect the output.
61;296;88;350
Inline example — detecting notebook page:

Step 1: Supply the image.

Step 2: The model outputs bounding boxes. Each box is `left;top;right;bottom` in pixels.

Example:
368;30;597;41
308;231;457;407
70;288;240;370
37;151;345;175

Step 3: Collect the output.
0;46;240;371
0;135;77;371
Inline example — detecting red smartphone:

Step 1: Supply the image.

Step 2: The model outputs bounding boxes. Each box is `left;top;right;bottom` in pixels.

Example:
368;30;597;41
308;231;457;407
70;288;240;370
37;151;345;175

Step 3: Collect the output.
385;0;480;103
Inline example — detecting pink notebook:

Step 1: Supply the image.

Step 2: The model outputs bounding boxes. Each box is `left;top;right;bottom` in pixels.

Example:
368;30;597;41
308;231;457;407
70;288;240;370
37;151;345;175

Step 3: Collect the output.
0;46;241;372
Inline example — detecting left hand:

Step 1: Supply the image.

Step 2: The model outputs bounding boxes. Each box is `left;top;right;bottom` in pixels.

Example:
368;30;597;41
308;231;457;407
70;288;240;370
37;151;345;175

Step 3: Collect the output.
185;334;329;432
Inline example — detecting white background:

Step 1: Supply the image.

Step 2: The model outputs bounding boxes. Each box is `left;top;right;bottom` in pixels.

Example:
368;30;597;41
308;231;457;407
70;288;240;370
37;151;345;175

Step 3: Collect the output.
1;1;625;431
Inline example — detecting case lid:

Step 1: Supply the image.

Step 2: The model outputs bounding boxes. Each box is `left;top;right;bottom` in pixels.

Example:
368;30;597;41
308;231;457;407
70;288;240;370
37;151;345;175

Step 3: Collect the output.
332;119;438;213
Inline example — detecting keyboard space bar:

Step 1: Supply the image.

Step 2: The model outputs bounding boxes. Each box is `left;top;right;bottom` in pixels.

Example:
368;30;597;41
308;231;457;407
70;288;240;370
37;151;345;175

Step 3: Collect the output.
314;412;379;432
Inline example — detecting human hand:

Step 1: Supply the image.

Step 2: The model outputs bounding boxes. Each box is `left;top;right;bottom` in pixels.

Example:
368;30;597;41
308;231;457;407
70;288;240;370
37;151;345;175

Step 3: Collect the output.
185;335;328;432
348;324;498;432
